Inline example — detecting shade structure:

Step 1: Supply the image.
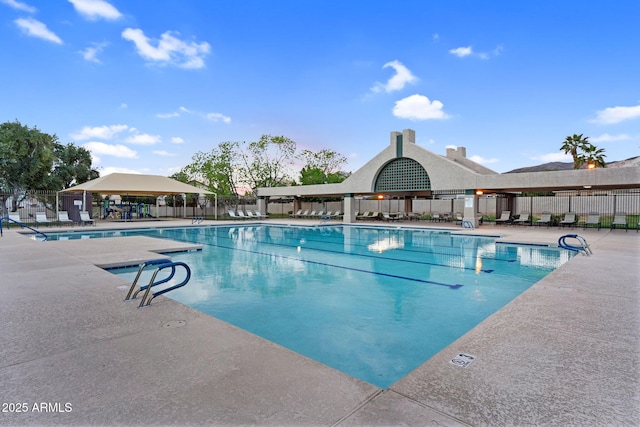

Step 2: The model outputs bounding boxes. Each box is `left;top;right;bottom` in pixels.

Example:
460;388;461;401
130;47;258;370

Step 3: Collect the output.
60;173;212;196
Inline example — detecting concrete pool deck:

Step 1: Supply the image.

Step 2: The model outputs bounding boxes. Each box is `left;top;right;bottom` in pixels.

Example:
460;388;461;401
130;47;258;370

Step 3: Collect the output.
0;218;638;426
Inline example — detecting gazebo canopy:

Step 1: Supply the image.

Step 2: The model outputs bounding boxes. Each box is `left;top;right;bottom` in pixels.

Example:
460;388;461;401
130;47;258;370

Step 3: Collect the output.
61;173;212;196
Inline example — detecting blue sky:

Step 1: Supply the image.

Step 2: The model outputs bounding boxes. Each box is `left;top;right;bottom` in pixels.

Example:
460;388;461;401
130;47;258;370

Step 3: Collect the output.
1;0;639;177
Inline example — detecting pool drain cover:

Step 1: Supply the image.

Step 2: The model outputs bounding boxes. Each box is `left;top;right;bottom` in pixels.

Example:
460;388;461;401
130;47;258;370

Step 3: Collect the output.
162;320;186;329
450;353;475;368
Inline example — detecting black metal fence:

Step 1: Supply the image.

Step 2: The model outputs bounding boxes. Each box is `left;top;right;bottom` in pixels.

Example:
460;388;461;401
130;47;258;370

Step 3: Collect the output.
2;189;639;230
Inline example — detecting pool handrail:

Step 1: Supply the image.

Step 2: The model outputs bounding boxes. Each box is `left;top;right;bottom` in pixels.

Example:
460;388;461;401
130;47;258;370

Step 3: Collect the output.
558;234;593;256
138;261;191;307
0;216;48;240
124;258;191;307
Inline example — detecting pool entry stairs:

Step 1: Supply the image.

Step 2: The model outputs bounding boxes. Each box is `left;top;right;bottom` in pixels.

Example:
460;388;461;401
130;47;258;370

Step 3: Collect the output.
558;234;593;256
124;258;191;307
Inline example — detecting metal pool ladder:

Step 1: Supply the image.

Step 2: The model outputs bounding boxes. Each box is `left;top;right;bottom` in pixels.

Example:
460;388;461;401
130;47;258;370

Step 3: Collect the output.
558;234;593;256
124;258;191;307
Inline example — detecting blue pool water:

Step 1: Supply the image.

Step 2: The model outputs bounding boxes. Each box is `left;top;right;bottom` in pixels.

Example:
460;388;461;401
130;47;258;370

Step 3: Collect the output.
47;225;573;388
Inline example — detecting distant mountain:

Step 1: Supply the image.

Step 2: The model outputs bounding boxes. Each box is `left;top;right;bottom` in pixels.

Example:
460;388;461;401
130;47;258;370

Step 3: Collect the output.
505;156;640;173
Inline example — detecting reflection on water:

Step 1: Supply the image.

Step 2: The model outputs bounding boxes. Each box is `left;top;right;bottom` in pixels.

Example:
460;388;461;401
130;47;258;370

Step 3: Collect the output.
87;224;574;389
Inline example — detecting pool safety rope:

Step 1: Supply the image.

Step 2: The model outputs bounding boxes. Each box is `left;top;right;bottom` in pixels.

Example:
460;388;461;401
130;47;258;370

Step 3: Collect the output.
558;234;593;256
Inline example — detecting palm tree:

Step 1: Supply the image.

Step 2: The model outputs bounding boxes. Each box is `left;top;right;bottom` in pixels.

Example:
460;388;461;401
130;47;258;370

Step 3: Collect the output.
579;143;607;169
561;134;589;169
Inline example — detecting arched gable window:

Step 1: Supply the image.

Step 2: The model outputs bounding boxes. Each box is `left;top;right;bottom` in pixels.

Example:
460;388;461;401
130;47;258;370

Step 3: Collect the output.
374;158;431;192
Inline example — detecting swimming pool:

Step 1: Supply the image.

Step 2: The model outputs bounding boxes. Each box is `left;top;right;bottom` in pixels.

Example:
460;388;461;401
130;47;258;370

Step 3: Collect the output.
49;225;574;388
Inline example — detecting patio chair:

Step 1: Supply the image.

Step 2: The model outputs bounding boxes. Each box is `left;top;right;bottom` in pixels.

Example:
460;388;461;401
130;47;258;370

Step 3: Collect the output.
57;211;74;226
303;211;316;218
583;213;600;230
513;212;530;225
535;212;552;227
381;212;398;221
254;210;268;219
370;211;380;220
454;212;464;224
610;212;628;231
3;212;22;228
35;212;51;226
559;212;577;228
245;211;256;219
237;210;249;219
495;210;512;224
228;210;243;220
79;211;95;226
331;210;341;218
289;209;302;218
356;212;370;220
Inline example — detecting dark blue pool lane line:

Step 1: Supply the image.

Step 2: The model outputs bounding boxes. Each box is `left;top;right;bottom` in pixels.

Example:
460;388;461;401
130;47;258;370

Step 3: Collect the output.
209;241;464;290
216;231;496;274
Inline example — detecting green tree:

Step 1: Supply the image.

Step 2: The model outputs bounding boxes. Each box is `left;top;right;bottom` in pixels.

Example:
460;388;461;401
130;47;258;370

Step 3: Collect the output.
49;142;98;189
579;142;607;169
560;133;606;169
0;120;56;191
0;120;57;213
240;135;296;193
183;141;241;197
298;148;349;185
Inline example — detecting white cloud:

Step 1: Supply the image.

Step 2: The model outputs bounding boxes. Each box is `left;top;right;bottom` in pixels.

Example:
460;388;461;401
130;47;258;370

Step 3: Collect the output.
531;152;572;163
119;103;127;109
152;150;175;156
79;42;108;63
121;28;211;69
449;45;502;60
392;94;450;120
68;0;121;21
14;17;62;44
449;46;472;57
206;112;231;123
82;141;138;158
125;133;161;145
71;124;128;140
590;133;631;143
100;166;142;175
171;137;185;144
157;111;180;118
1;0;36;13
469;155;499;164
371;60;417;93
591;104;640;124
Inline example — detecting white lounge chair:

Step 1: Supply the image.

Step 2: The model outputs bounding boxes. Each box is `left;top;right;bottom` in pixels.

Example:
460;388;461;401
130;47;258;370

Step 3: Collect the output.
495;211;512;224
356;212;370;220
611;212;628;231
559;212;577;228
35;212;51;226
228;210;242;220
254;210;268;219
289;209;302;218
535;212;552;227
58;211;74;226
237;210;249;219
79;211;95;226
583;213;600;230
513;212;530;225
382;212;398;221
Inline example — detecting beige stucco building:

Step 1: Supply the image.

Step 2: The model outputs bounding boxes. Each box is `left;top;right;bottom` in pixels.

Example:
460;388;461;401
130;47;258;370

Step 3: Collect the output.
257;129;640;225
